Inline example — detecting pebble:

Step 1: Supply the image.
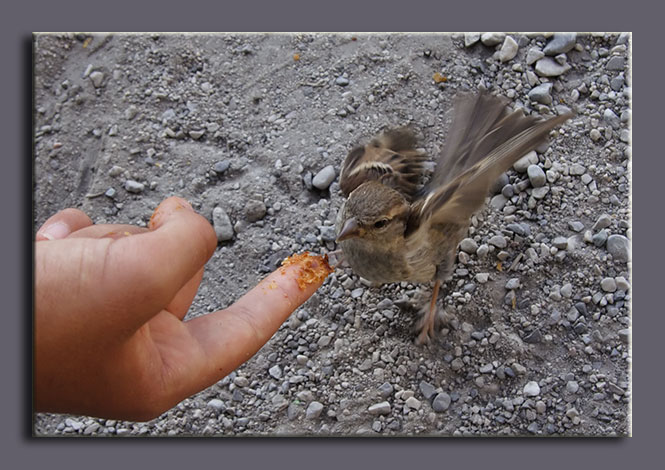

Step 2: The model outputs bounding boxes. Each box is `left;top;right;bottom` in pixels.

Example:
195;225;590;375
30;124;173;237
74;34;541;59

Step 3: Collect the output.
89;70;105;88
505;278;520;290
490;194;508;210
499;36;519;62
606;234;630;261
527;164;547;187
544;33;577;55
601;277;617;292
335;76;350;86
475;272;489;284
405;396;422;410
124;180;145;194
560;283;573;298
531;186;550;199
104;187;116;199
570;163;586;176
526;47;545;65
592;213;611;232
593;230;608;247
513;150;538;172
464;33;480;47
213;160;231;174
528;83;553;105
306;401;324;419
568;220;584;232
212;207;234;241
460;238;478;254
379;382;394;398
523;381;541;397
368;401;391;415
590;129;602;141
312;165;336;190
488;235;507;249
268;365;282;379
615;276;630;291
606;56;625;71
419;381;437;400
432;392;452;412
481;32;505;46
566;381;580;393
207;399;225;412
245;200;267;222
604;109;621;130
535;57;571;77
189;129;205;140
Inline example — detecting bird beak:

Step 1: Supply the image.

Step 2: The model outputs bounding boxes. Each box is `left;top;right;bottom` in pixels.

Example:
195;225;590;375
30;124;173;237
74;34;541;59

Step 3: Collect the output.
336;217;361;242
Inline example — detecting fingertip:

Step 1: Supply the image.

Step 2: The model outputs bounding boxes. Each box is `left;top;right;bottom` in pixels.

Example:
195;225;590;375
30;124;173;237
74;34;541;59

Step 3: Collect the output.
36;208;93;241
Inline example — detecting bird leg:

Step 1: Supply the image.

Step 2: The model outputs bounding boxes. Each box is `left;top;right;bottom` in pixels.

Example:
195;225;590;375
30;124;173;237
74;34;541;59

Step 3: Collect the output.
415;279;441;345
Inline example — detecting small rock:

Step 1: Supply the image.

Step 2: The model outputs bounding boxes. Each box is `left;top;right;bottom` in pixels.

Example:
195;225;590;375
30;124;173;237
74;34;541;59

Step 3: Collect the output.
604;109;621;130
245;200;267;222
464;33;480;47
523;381;541;397
460;238;478;254
405;396;422;410
306;401;324;419
124;180;144;194
368;401;391;415
268;365;282;379
335;76;350;86
488;235;507;249
432;392;451;412
490;194;508;210
570;163;586;176
513;151;539;172
499;36;519;62
189;129;205;140
212;206;234;241
606;234;630;261
505;278;520;290
213;160;231;174
89;70;105;88
535;57;571;77
475;272;489;284
526;47;545;65
566;381;580;393
378;382;394;398
532;187;550;199
528;83;553;105
481;32;505;46
606;56;625;71
615;276;630;291
527;164;547;187
601;277;617;292
592;214;611;231
593;230;609;247
104;187;116;199
544;33;577;55
568;220;584;233
312;165;336;190
419;381;437;400
207;399;225;412
560;283;573;298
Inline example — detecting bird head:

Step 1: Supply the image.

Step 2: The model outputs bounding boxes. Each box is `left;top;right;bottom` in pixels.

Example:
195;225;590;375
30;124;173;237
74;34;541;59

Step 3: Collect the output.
336;181;410;243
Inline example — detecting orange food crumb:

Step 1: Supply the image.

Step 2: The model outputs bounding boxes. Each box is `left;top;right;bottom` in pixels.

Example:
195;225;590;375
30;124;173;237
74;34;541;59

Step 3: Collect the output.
281;252;333;290
83;37;92;49
293;53;300;61
497;262;503;272
512;296;517;309
433;72;447;84
351;36;357;41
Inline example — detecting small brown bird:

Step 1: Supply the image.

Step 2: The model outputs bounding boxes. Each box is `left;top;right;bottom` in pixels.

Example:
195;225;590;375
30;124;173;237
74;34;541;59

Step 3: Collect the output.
336;91;572;344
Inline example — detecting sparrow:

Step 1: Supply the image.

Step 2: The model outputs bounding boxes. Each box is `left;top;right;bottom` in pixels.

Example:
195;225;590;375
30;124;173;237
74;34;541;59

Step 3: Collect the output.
335;90;573;345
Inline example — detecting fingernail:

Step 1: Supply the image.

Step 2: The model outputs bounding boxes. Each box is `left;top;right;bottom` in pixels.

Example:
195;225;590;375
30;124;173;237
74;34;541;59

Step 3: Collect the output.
38;221;70;240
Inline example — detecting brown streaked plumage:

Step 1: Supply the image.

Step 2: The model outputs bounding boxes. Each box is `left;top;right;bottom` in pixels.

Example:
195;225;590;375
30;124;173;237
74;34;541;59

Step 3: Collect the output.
336;90;573;344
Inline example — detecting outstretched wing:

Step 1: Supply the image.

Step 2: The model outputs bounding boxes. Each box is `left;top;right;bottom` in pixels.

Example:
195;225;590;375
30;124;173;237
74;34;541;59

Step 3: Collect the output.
339;127;429;201
407;95;573;236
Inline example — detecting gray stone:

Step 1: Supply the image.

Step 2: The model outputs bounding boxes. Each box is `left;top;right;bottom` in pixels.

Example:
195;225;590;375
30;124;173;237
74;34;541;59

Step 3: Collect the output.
245;200;267;222
213;160;231;174
419;381;437;400
513;150;539;172
335;76;350;86
535;57;571;77
124;180;145;194
610;75;624;91
306;401;324;419
499;36;519;62
606;56;625;71
212;206;234;241
615;276;630;291
532;186;550;199
368;401;391;415
189;129;205;140
460;238;478;254
553;236;568;249
268;365;282;379
607;234;630;261
523;381;541;397
378;382;394;398
604;108;621;130
592;230;608;247
104;187;116;199
560;283;573;298
566;381;579;393
405;396;422;410
568;220;584;232
464;33;480;47
526;47;545;65
481;32;505;46
505;278;520;290
528;82;553;105
490;194;508;210
592;213;612;231
207;399;225;412
432;392;452;412
89;70;105;88
312;165;336;190
570;163;586;176
544;33;577;55
601;277;617;292
527;164;547;187
475;272;489;284
488;235;507;249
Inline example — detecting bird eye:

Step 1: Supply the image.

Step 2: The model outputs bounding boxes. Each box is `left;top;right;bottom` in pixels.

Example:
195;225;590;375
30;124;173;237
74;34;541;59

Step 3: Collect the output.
374;219;389;229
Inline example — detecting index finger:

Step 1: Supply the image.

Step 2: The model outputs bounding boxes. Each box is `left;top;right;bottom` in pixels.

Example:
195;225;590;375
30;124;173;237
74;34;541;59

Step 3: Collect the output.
180;253;333;391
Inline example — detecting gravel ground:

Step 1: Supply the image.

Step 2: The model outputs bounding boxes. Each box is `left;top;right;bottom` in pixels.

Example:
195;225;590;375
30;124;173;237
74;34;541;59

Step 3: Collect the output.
33;32;631;437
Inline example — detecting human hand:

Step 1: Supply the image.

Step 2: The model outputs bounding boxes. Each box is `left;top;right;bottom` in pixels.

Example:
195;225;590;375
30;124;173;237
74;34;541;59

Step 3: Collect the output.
34;197;330;421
